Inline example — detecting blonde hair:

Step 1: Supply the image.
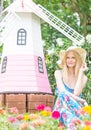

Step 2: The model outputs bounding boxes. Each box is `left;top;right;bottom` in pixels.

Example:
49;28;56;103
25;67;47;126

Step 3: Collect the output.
62;50;83;84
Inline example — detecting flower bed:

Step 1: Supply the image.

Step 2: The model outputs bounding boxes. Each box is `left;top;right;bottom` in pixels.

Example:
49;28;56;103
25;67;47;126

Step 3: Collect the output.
0;104;91;130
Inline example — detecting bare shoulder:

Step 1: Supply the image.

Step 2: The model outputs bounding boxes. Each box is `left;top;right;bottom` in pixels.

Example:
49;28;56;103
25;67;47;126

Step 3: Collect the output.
54;69;61;75
54;70;62;78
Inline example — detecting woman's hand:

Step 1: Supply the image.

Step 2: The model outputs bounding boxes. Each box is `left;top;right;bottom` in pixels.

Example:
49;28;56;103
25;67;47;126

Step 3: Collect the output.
80;63;88;73
68;92;88;105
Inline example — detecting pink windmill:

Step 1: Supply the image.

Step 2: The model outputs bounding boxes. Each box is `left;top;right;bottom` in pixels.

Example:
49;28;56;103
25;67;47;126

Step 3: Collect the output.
0;0;52;94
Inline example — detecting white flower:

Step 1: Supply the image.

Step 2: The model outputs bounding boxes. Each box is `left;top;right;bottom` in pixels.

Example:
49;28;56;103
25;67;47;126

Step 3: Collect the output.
86;34;91;43
47;48;55;55
73;12;80;26
56;38;63;46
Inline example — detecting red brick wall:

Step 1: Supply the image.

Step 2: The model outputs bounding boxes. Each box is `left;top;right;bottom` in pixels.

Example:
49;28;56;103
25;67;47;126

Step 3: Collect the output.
0;94;5;106
0;94;54;113
27;94;54;113
5;94;26;113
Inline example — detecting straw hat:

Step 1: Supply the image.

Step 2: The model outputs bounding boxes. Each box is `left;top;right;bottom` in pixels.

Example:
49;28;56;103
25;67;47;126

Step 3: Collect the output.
57;46;86;68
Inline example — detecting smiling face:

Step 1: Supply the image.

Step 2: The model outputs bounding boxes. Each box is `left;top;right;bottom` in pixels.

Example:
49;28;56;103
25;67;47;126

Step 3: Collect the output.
66;51;77;68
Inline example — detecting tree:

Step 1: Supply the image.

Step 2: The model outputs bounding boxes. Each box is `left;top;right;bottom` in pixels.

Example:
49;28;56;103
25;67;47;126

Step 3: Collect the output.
33;0;91;104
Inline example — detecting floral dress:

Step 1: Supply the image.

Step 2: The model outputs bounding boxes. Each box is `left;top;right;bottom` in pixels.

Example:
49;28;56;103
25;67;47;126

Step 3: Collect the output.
53;83;83;130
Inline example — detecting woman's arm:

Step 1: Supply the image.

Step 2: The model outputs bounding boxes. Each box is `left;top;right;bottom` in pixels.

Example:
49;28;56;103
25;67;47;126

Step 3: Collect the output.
69;92;88;105
54;70;88;105
74;63;88;96
54;70;65;92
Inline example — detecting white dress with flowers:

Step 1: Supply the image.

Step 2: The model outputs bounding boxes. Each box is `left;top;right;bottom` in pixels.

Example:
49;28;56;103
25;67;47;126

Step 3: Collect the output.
53;83;84;130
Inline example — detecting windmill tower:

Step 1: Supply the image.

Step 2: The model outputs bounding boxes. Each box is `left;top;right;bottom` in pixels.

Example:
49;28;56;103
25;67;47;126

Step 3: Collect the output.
0;0;85;113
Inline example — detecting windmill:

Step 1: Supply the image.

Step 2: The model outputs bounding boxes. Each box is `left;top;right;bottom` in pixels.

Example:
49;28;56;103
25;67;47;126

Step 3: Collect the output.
0;0;85;113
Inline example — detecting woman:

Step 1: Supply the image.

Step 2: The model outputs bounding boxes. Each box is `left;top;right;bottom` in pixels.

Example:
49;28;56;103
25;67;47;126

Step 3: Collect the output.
53;46;88;130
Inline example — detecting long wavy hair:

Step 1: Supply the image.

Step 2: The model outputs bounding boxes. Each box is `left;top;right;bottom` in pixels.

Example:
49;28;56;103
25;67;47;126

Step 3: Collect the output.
62;50;83;85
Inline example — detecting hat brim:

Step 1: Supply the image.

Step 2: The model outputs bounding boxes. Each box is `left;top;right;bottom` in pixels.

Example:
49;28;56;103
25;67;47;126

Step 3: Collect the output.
57;46;86;68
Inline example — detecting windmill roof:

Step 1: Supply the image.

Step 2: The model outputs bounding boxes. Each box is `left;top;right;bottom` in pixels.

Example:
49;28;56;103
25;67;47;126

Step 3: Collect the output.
1;0;35;14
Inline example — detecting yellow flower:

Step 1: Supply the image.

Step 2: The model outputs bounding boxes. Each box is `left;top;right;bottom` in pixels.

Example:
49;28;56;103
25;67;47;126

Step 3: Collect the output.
23;114;30;121
82;125;91;130
82;106;91;116
40;110;51;116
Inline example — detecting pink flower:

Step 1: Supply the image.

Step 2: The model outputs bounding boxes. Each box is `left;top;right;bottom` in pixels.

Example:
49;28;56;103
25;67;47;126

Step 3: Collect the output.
16;114;24;120
56;99;61;106
10;107;19;114
51;111;60;119
69;122;75;130
44;106;52;112
74;108;80;115
8;116;16;123
84;121;91;126
61;112;67;120
71;118;81;125
79;109;86;114
64;95;70;101
36;104;45;111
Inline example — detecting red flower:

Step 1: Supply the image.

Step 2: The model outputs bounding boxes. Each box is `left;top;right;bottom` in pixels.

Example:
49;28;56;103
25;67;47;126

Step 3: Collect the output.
36;104;45;111
51;111;60;119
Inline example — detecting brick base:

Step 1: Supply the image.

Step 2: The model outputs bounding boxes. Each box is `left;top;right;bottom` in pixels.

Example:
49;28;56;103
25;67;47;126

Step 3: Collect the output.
0;94;5;106
0;93;54;113
27;94;54;113
5;94;26;113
